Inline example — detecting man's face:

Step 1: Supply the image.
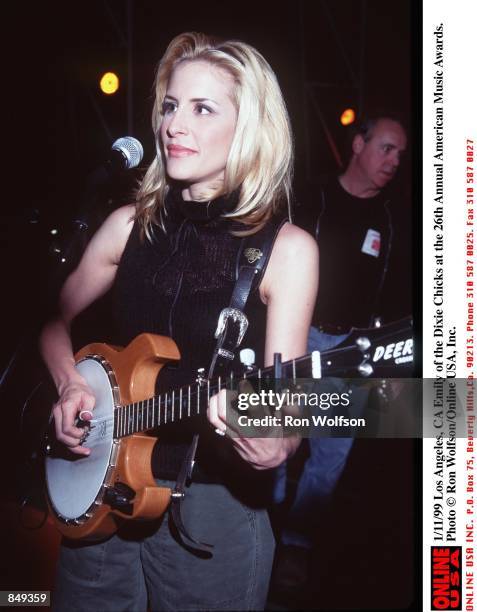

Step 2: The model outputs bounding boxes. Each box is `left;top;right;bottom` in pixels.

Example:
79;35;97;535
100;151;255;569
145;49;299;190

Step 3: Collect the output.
354;119;407;191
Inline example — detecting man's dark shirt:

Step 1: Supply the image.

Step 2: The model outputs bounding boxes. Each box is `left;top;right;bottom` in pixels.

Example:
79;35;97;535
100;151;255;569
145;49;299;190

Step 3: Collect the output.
299;178;392;330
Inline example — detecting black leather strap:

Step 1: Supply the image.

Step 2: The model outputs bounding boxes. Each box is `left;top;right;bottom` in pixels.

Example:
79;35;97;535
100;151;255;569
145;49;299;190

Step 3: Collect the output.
170;217;286;551
210;218;287;377
170;433;214;550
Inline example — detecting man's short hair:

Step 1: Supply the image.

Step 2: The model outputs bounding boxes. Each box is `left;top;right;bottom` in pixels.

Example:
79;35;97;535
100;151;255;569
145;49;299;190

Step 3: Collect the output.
352;112;407;144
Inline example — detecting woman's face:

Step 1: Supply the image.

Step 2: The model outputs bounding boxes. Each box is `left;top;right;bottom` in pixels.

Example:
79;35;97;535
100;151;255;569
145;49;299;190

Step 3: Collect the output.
160;60;238;195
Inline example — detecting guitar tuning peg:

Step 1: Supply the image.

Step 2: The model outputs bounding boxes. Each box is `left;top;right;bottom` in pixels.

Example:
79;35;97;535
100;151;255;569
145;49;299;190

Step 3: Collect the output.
358;362;374;377
240;348;255;368
355;336;371;351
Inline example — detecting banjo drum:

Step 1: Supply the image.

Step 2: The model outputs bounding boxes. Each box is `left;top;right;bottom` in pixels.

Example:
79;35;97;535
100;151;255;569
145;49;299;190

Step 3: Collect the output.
45;356;118;528
44;333;178;540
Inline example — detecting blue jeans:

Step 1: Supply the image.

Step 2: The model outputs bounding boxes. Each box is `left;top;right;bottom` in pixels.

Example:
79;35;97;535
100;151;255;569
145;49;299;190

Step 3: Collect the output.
53;481;275;611
273;328;354;549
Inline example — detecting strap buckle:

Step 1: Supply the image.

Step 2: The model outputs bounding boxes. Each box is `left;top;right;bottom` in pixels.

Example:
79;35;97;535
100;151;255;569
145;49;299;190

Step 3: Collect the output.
217;348;235;361
214;307;249;348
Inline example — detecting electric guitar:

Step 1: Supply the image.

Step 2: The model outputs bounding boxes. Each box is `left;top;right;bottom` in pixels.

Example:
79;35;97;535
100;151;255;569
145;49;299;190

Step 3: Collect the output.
44;316;413;540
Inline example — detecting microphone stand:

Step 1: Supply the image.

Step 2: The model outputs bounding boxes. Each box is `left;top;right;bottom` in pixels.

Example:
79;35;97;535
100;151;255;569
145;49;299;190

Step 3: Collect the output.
0;152;128;395
0;167;122;510
51;150;130;291
0;138;143;512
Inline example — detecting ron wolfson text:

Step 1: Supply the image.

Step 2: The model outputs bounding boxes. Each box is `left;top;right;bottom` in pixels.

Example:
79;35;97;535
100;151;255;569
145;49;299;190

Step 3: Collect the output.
237;414;366;428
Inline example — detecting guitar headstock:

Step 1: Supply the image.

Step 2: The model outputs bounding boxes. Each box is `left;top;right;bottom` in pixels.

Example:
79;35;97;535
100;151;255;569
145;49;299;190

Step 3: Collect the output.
320;316;414;378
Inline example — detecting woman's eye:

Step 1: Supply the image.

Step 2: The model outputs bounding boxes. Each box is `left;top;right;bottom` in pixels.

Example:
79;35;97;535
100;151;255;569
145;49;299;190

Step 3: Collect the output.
161;101;176;115
196;104;212;115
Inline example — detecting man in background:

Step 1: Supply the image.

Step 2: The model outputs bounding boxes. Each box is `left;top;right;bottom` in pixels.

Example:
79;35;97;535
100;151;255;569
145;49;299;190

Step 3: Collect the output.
273;115;408;590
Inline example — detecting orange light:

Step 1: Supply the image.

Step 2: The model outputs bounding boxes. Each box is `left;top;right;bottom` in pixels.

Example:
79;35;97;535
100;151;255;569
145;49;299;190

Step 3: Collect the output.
340;108;356;126
99;72;120;95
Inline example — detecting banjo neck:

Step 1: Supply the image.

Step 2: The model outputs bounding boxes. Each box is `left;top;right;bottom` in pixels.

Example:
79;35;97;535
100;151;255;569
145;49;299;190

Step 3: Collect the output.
113;355;316;439
112;313;414;439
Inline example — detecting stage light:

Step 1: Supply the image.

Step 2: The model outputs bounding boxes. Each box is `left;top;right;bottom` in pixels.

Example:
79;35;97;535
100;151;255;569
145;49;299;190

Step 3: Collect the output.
50;229;58;235
340;108;356;126
100;72;120;95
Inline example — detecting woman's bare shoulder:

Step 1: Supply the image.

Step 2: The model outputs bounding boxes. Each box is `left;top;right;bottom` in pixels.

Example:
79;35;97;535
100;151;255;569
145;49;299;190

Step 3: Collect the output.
273;221;318;262
259;221;318;305
105;204;136;232
92;204;137;264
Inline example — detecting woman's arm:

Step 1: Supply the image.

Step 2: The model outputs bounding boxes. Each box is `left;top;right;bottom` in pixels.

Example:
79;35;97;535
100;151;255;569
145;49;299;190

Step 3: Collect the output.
208;222;319;468
39;205;135;455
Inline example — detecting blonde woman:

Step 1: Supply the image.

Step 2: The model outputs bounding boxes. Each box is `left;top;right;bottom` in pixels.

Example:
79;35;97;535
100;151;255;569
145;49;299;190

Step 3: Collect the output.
41;32;318;611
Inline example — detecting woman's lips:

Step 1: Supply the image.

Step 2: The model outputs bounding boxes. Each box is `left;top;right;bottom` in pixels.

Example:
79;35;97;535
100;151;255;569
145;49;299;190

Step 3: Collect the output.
167;144;196;157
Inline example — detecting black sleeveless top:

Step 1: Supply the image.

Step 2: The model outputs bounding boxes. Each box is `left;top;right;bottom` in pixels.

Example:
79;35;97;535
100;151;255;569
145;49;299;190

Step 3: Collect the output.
112;190;281;493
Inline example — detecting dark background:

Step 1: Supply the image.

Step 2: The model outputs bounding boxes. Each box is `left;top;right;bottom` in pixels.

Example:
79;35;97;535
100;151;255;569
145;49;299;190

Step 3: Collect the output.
1;1;419;609
2;0;414;361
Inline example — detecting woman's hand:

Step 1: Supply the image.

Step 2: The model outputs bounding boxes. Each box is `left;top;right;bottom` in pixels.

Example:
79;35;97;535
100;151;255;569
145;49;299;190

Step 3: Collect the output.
207;389;300;469
52;380;96;456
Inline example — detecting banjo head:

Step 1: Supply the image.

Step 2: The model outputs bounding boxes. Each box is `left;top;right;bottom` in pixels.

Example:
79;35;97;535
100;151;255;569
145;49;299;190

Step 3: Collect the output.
46;356;118;523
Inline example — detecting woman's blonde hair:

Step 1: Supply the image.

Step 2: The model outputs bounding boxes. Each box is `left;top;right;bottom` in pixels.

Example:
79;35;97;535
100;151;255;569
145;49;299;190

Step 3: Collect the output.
136;32;294;237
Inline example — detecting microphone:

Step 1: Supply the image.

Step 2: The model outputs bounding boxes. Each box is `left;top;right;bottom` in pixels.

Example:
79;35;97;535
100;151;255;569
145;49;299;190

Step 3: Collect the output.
74;136;144;228
84;136;144;188
108;136;144;171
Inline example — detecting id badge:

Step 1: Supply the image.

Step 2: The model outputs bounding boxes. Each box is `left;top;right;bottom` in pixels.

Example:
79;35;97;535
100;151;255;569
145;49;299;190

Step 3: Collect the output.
361;229;381;258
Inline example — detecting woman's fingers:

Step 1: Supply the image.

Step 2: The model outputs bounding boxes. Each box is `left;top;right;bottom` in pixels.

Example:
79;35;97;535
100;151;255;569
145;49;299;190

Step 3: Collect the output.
207;387;298;468
207;388;242;435
52;385;96;456
207;389;228;435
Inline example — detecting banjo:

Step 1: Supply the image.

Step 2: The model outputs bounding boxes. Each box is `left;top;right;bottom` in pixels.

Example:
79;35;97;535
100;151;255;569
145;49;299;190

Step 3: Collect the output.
45;317;414;540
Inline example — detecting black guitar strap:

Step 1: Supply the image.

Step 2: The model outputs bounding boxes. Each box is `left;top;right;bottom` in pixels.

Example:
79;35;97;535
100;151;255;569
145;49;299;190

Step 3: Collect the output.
170;217;287;551
209;218;287;379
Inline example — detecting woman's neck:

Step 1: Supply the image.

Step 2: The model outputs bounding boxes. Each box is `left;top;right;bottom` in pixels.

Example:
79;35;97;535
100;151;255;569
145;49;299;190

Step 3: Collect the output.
182;177;225;202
